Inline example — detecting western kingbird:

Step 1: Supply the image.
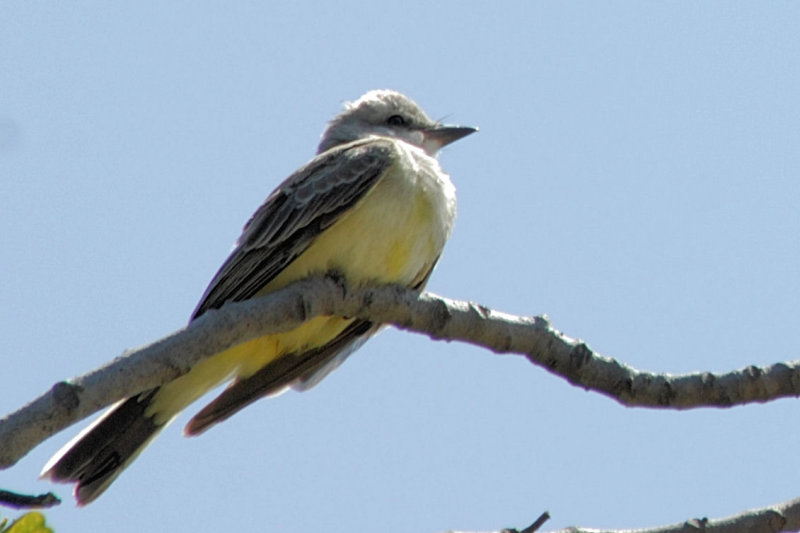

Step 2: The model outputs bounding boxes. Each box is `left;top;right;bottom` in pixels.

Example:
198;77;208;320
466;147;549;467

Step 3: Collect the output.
42;89;476;504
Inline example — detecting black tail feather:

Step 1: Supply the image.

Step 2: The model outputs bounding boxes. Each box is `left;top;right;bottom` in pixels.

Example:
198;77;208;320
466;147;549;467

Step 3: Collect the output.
42;388;165;505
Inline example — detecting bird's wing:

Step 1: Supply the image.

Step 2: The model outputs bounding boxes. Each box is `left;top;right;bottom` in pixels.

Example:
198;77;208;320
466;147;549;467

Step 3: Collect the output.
191;137;396;319
184;263;438;436
184;320;377;435
184;261;436;435
181;138;402;434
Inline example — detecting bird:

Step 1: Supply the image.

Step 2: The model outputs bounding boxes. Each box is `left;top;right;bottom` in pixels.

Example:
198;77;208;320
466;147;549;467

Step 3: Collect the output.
41;89;476;505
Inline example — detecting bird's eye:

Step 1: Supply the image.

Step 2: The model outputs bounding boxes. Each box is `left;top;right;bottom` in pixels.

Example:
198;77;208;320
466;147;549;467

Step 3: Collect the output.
386;115;406;126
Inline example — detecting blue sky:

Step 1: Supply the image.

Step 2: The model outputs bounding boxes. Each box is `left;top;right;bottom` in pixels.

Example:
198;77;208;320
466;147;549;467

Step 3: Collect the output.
2;2;800;532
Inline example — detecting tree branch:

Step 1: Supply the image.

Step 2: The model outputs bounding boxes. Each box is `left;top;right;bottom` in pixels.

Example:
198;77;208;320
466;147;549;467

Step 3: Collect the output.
0;489;60;510
451;496;800;533
544;494;800;533
3;276;800;531
3;276;800;469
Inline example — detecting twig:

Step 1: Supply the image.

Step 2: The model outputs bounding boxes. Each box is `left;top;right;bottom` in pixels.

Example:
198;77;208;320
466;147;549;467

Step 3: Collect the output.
4;277;800;469
0;489;60;509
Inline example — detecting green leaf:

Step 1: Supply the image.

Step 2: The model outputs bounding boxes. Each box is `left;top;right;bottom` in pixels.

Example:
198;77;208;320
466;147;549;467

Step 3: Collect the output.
4;512;53;533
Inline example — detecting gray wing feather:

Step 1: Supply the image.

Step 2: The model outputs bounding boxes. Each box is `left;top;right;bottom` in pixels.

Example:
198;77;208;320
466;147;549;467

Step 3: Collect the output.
191;138;396;319
184;320;377;435
182;137;435;435
183;258;441;435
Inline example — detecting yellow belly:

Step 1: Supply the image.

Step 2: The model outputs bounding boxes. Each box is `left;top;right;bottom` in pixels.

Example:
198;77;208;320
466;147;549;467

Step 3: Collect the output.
146;154;454;425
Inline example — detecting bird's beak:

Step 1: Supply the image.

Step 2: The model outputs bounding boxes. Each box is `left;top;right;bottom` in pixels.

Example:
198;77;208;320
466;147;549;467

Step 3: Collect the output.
422;124;478;155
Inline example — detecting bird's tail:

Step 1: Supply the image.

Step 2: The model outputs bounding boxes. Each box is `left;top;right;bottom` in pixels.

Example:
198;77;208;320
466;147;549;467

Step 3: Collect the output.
41;388;166;505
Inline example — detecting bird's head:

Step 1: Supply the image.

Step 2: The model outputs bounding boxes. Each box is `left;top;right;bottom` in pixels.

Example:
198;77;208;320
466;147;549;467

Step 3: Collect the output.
318;89;476;156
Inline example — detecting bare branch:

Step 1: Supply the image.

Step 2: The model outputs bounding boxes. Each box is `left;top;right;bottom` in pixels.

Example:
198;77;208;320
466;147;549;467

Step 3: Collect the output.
0;276;325;468
546;494;800;533
3;276;800;469
521;512;552;533
3;276;800;531
449;497;800;533
352;287;800;411
0;489;60;509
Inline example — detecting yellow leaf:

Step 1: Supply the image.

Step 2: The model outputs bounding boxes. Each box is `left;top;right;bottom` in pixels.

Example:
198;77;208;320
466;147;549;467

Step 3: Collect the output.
5;512;53;533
